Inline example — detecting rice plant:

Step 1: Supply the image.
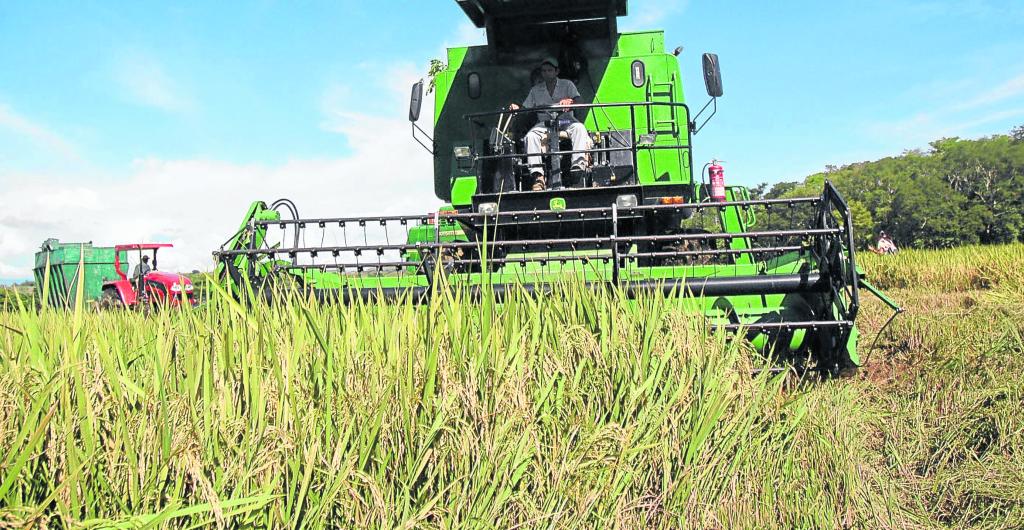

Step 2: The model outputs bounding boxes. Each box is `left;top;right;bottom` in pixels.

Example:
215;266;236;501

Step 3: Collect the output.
1;243;1022;528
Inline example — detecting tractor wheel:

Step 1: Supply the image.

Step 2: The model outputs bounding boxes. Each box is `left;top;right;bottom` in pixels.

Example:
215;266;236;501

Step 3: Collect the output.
257;269;306;302
420;247;474;277
636;229;724;267
97;288;124;310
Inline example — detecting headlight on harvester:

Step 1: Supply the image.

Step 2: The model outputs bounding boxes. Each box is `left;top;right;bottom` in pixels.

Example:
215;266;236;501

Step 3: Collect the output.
453;145;472;159
616;194;638;208
479;202;498;216
171;283;182;292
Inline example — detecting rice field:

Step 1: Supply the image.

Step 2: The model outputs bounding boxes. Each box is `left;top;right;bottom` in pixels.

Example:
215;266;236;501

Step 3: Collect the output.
1;244;1022;528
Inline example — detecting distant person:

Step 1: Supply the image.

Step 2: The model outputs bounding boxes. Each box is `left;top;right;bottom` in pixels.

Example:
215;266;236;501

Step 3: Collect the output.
132;255;152;280
874;231;898;255
509;58;592;191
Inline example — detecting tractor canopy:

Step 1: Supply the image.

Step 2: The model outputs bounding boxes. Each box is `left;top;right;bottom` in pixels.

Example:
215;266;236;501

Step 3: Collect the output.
114;243;174;252
112;243;175;280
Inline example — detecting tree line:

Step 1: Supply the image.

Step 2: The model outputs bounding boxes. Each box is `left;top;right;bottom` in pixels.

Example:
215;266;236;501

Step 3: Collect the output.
750;125;1024;250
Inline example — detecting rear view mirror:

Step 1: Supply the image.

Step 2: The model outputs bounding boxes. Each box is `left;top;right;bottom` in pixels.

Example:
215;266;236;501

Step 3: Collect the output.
702;53;723;98
409;80;424;122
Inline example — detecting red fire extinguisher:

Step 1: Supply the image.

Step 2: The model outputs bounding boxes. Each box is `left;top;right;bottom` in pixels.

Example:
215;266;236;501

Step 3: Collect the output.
709;160;726;202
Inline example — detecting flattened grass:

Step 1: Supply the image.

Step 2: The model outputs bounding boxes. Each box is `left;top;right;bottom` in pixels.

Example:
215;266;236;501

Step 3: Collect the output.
859;243;1024;528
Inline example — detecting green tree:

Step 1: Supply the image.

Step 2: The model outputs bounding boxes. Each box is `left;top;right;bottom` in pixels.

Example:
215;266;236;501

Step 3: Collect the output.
888;171;974;248
847;200;874;249
427;59;446;94
752;126;1024;249
932;135;1024;243
1012;124;1024;143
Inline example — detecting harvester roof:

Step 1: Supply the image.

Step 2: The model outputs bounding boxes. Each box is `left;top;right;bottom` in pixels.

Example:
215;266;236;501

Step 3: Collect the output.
456;0;628;48
457;0;627;27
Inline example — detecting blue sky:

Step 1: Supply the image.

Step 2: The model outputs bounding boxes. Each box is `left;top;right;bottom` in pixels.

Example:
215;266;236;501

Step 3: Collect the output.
1;0;1023;279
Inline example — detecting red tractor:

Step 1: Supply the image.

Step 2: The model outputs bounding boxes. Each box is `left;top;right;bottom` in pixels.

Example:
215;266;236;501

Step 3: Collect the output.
99;244;197;308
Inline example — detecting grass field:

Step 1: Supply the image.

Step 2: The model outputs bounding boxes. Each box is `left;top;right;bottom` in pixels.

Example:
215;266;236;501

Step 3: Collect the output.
1;244;1022;528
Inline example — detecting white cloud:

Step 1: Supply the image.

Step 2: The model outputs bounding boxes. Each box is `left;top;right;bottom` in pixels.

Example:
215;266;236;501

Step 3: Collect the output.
2;44;464;280
0;68;439;279
954;73;1024;111
865;106;1024;148
0;102;80;161
320;61;423;127
451;21;486;47
863;70;1024;146
113;51;194;113
953;107;1024;132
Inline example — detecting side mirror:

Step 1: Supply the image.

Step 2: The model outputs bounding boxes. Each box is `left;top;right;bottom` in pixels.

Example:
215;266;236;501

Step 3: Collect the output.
702;53;723;98
409;79;434;154
409;80;424;122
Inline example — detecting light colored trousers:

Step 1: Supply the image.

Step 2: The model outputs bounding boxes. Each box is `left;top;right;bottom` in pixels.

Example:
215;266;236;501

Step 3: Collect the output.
525;121;592;175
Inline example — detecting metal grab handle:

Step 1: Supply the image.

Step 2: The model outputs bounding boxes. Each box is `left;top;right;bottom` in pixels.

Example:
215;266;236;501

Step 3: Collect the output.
739;187;757;228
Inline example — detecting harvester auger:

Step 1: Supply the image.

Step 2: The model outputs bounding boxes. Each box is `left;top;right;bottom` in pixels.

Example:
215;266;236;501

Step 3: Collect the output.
214;0;887;375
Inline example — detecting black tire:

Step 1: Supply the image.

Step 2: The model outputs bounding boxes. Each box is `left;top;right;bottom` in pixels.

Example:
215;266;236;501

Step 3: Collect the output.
97;288;124;310
420;247;479;277
145;281;169;311
255;269;306;303
636;229;724;267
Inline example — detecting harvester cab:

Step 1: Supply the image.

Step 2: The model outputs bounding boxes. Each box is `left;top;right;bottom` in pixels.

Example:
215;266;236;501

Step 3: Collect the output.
215;0;876;375
101;243;196;308
412;0;718;204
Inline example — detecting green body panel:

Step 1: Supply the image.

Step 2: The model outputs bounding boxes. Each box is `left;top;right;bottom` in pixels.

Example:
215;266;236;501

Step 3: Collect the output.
431;31;692;201
434;47;469;126
846;326;860;366
450;176;478;206
33;239;127;308
587;34;689;188
616;31;665;55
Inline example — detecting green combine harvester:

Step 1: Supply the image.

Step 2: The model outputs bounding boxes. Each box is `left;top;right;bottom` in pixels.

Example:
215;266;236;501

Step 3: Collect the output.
216;0;888;375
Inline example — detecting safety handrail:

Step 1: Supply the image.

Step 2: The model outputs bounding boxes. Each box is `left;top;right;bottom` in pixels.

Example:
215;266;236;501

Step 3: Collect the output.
464;100;694;184
462;100;692;120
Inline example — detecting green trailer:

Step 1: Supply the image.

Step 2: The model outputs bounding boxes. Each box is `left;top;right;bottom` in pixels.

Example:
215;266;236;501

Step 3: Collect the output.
33;239;127;308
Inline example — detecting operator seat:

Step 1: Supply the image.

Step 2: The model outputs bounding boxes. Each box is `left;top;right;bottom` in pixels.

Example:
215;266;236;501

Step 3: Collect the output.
503;107;590;190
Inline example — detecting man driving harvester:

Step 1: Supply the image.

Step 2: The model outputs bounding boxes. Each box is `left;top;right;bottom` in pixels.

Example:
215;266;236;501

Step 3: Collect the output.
510;58;593;191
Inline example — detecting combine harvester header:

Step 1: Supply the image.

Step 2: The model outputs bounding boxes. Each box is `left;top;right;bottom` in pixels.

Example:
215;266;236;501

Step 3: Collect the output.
216;0;894;376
